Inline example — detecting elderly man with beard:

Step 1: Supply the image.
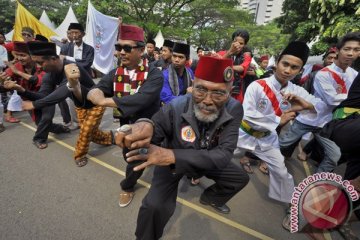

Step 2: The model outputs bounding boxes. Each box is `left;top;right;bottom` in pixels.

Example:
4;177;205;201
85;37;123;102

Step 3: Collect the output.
160;42;194;105
114;56;249;240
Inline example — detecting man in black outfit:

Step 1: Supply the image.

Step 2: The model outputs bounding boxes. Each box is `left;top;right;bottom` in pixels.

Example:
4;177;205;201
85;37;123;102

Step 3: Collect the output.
67;24;163;207
115;56;249;240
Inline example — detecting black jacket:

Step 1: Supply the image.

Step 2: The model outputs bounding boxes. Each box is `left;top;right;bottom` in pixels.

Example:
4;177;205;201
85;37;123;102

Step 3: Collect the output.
151;94;243;176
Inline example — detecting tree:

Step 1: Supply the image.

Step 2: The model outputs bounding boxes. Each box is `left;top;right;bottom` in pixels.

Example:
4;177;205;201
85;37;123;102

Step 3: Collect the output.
276;0;360;55
0;0;77;34
309;0;360;38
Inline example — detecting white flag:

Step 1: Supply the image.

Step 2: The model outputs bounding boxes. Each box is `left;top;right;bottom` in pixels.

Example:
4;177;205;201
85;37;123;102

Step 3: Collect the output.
85;1;118;74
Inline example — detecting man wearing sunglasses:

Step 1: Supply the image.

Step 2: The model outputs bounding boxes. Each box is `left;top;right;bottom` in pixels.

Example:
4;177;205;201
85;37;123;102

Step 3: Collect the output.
113;56;249;239
67;24;163;208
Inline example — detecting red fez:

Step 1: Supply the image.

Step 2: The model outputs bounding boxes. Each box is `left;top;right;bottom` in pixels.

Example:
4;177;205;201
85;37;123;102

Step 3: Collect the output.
119;24;144;42
13;41;29;54
195;56;234;83
260;55;269;62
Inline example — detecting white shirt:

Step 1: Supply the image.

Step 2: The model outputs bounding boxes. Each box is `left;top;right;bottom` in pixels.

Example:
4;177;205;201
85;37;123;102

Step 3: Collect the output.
73;42;83;60
65;42;83;62
296;62;358;127
237;75;325;151
0;45;8;70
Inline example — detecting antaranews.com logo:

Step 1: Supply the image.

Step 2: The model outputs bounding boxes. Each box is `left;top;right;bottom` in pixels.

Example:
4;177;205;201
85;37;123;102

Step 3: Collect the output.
290;172;359;233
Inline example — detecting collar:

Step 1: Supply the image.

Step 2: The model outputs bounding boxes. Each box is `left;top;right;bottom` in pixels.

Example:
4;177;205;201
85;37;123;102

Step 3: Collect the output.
331;62;347;73
74;42;84;49
269;75;288;91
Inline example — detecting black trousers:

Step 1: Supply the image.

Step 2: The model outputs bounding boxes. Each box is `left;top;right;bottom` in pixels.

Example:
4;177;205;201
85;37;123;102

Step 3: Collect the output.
135;161;249;240
120;147;145;192
322;115;360;218
33;105;66;143
58;100;71;124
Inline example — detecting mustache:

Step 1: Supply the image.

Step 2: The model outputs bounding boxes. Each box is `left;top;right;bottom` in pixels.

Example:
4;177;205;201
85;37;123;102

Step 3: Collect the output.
196;103;217;113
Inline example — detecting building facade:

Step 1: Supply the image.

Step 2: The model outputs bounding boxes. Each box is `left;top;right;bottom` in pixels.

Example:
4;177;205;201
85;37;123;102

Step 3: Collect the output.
239;0;284;25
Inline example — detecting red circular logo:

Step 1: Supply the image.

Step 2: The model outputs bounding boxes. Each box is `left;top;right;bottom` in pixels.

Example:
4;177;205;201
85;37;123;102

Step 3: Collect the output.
301;182;350;229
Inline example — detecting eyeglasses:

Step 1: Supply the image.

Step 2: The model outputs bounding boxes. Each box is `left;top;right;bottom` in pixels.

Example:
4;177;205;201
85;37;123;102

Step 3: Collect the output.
115;44;142;53
21;32;32;38
193;85;229;101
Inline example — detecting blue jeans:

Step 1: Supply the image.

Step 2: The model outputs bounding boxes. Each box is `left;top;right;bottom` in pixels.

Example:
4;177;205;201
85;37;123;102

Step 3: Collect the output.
279;120;340;173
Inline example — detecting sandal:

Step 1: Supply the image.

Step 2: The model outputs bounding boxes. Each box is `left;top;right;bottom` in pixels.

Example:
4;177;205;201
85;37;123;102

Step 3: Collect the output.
258;161;269;175
240;156;254;174
5;116;20;123
33;141;48;149
75;157;88;167
282;208;291;232
337;222;359;240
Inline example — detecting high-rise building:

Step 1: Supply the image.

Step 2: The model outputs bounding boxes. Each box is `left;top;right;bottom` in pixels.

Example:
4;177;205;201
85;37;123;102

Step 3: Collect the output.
239;0;285;25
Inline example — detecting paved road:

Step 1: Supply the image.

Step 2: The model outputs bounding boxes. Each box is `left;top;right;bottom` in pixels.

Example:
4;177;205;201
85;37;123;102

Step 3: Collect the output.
0;109;358;240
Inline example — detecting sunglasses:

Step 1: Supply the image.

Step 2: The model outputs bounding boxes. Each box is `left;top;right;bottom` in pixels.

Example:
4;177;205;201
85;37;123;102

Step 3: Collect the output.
115;44;142;53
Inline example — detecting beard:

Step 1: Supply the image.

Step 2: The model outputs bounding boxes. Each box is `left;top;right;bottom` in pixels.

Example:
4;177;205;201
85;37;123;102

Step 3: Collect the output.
193;102;220;123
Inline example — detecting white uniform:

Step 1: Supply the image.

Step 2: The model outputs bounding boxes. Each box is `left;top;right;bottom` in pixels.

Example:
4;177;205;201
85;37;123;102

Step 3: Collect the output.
237;75;324;203
297;63;358;127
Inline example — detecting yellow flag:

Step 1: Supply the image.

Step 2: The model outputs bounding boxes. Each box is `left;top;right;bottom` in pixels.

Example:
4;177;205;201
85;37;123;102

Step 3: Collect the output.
13;2;57;41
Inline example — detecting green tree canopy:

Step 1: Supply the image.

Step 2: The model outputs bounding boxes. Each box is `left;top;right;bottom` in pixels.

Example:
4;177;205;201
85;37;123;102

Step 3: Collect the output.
1;0;289;56
276;0;360;55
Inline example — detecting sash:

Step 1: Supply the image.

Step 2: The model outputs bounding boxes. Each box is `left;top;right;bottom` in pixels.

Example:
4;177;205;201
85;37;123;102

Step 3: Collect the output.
321;67;347;94
256;79;282;117
113;59;149;117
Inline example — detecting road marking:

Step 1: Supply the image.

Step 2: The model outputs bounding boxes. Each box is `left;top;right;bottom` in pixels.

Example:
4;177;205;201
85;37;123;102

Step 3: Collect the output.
20;122;273;239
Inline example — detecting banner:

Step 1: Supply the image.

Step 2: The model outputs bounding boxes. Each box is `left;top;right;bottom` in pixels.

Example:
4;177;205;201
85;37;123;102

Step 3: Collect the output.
85;1;119;74
13;2;57;41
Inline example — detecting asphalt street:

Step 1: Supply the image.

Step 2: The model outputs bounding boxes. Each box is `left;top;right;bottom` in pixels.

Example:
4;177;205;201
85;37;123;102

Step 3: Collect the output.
0;108;359;240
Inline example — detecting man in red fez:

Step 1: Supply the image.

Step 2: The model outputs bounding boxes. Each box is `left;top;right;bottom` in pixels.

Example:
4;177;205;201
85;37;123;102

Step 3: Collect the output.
67;24;163;208
113;56;249;239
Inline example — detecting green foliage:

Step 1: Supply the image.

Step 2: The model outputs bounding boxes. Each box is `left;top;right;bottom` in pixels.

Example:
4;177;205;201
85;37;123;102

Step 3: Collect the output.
277;0;360;56
0;0;289;57
0;0;77;33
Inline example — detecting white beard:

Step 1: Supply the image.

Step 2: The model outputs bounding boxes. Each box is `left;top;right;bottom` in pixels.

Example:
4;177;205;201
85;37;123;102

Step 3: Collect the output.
193;103;219;123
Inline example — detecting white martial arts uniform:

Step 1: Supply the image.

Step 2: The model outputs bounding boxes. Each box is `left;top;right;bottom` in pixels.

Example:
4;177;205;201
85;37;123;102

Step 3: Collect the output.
237;75;324;203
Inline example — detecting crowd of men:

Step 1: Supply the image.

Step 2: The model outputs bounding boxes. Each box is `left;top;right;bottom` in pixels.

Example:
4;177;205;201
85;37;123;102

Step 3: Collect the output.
0;21;360;240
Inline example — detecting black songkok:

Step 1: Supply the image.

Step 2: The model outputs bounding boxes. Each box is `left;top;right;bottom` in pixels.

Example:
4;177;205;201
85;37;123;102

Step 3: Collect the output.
68;23;84;32
27;41;57;56
35;34;48;42
147;39;156;46
279;41;310;66
163;39;174;49
172;42;190;58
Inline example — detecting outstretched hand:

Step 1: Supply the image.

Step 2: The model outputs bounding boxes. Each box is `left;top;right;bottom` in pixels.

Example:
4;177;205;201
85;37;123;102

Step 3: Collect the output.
114;121;154;150
125;144;175;171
